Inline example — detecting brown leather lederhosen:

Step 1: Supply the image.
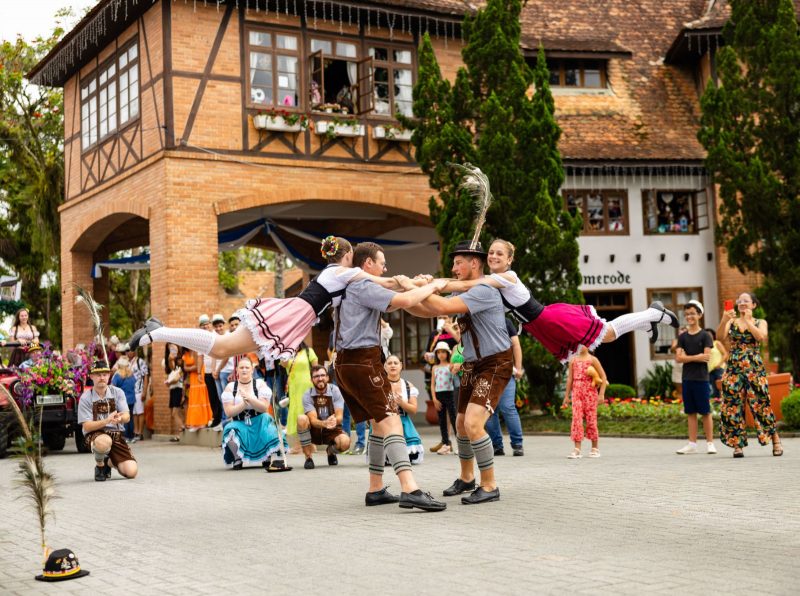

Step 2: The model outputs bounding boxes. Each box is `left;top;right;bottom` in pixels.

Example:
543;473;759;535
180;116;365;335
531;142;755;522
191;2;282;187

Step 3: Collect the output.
333;298;397;424
457;313;514;414
308;389;345;445
84;394;136;466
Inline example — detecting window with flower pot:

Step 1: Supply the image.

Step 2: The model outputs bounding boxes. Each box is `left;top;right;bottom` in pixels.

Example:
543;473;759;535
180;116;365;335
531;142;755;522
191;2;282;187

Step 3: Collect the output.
647;287;704;358
80;39;139;150
564;189;629;235
247;29;300;108
368;45;414;117
308;37;373;114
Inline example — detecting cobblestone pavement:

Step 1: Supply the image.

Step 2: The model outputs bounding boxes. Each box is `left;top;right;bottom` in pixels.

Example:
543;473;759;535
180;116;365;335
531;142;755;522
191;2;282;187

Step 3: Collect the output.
1;429;798;595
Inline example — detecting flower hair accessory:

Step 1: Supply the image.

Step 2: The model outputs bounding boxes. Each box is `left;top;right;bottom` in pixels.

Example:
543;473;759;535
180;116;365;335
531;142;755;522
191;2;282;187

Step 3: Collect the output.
320;235;340;258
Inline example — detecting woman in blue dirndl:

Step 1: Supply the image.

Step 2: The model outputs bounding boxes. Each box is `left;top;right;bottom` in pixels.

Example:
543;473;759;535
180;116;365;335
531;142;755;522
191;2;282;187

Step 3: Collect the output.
221;358;289;471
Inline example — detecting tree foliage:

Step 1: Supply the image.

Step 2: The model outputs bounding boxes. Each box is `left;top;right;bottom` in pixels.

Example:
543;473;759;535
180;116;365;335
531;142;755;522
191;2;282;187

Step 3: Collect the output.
0;16;69;343
406;0;582;404
697;0;800;377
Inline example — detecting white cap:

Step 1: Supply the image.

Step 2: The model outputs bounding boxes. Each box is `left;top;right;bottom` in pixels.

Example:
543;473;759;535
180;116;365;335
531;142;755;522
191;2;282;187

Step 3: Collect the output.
211;313;225;324
686;299;704;315
198;314;211;326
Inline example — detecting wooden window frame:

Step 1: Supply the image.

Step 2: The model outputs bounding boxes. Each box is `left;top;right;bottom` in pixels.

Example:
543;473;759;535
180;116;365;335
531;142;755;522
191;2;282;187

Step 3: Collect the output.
80;37;139;154
646;287;704;360
117;40;140;129
563;189;629;236
307;33;362;113
367;42;416;119
245;26;302;111
546;58;607;88
641;189;709;236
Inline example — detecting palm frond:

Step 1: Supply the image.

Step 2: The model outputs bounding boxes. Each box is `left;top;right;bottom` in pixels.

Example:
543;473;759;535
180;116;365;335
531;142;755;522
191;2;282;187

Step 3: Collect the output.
450;162;493;249
74;283;108;362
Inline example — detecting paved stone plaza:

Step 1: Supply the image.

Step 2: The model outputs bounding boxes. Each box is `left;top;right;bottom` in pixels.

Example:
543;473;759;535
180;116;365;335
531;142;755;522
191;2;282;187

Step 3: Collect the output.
1;429;798;595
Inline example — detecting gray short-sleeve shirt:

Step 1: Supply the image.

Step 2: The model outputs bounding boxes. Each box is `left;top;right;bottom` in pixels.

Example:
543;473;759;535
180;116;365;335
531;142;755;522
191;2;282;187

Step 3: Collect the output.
302;384;345;414
456;283;511;362
335;279;395;350
77;386;129;432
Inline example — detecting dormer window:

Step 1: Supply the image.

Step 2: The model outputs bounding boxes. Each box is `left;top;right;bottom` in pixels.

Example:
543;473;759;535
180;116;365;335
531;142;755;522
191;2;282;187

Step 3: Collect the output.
546;58;607;88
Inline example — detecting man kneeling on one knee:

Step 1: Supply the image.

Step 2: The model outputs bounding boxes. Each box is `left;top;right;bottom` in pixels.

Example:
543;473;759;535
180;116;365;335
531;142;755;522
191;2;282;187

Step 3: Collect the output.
76;360;138;482
297;365;350;469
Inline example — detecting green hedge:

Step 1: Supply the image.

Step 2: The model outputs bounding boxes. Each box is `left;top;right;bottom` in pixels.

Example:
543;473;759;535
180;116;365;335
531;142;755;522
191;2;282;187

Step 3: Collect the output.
782;389;800;428
606;383;636;399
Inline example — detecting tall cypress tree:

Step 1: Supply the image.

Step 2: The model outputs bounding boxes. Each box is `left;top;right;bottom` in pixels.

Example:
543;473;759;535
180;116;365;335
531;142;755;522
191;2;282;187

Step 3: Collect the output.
698;0;800;377
408;0;582;403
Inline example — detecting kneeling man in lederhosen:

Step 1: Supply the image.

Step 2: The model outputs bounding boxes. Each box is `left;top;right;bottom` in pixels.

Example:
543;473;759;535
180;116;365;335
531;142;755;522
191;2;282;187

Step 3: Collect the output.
297;364;350;469
77;360;138;482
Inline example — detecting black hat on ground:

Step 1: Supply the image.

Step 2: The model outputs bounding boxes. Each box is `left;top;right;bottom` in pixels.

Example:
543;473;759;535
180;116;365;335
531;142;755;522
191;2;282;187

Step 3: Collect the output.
448;240;488;259
35;548;90;582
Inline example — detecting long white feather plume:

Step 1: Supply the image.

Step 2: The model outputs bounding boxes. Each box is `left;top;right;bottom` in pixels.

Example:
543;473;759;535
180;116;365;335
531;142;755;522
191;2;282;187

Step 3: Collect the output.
1;383;57;564
451;162;493;249
73;283;108;363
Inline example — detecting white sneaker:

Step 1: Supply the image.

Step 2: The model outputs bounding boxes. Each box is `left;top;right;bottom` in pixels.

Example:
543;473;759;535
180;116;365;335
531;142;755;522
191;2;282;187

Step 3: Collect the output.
706;443;717;454
436;444;452;455
589;448;601;458
567;449;582;459
210;424;223;432
676;443;698;454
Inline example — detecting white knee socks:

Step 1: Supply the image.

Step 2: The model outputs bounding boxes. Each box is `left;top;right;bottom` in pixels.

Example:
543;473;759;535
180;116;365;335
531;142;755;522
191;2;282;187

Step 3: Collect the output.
144;327;216;355
610;307;669;339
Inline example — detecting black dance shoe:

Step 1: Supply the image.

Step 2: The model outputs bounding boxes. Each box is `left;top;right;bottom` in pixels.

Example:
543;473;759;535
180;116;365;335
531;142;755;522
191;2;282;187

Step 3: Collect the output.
443;478;476;497
94;466;106;482
649;301;679;328
461;486;500;505
399;490;447;512
103;456;112;478
365;487;400;506
304;457;315;469
128;317;164;351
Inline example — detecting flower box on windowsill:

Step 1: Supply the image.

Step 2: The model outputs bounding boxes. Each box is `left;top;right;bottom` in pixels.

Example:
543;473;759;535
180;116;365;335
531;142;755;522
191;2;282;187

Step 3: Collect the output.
314;120;365;138
253;114;305;133
372;126;413;142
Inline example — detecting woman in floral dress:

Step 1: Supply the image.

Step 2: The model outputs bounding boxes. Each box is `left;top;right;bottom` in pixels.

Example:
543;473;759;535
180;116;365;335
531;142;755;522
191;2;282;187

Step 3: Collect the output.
717;292;783;457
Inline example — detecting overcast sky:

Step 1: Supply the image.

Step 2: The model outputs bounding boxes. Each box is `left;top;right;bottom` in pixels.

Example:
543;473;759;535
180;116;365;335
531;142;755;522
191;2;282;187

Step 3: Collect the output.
0;1;98;43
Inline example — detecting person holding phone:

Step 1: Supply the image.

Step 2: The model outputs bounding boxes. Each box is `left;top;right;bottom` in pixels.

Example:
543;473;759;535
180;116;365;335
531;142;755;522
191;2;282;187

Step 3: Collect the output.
717;293;783;458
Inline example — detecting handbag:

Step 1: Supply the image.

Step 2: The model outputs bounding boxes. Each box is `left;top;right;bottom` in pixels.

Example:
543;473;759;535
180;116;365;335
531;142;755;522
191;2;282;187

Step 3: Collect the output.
166;368;182;385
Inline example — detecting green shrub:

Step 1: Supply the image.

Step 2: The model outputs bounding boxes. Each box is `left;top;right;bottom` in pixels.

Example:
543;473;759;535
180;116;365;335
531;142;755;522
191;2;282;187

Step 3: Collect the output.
639;362;674;398
606;383;636;399
781;389;800;428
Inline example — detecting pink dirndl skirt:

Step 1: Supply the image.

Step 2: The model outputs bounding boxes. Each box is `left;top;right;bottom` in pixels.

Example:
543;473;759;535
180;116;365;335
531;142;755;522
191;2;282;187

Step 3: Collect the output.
523;303;608;364
235;297;317;361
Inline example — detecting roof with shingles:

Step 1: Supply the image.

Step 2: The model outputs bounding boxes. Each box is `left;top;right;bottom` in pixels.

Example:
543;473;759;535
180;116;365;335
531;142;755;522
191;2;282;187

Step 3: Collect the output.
31;0;730;162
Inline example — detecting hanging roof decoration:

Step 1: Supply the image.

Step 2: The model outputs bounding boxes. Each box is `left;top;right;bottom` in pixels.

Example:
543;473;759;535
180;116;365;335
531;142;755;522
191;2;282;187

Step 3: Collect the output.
28;0;467;87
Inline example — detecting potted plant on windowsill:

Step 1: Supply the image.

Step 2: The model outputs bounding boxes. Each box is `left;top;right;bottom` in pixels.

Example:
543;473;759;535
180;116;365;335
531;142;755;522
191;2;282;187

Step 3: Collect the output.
253;108;309;133
372;125;413;142
315;115;365;140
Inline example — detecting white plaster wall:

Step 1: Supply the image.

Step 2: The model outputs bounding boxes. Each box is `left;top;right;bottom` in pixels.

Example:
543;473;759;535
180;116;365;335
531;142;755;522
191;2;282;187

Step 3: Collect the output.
571;175;719;384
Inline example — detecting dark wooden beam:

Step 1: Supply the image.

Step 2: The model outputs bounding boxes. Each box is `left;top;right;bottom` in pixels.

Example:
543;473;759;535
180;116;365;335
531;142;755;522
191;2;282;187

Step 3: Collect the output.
180;2;235;145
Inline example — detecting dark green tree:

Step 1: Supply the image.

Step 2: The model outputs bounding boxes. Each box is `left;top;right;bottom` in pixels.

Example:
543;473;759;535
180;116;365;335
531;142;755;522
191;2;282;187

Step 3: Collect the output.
407;0;582;405
1;20;68;343
698;0;800;377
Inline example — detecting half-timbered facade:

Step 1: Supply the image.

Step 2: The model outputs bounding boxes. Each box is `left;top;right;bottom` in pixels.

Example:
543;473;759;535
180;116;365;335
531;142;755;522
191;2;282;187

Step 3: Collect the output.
31;0;757;431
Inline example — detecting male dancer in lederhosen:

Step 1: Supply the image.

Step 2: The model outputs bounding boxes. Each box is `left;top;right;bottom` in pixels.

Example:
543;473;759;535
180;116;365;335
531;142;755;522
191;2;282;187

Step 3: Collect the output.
334;242;447;512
